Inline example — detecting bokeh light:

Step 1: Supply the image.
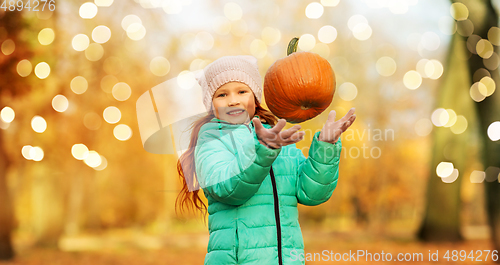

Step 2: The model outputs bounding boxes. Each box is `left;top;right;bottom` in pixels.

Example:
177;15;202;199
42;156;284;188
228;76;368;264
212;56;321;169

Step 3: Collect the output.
250;39;267;58
72;34;90;51
488;27;500;46
416;59;429;77
101;75;118;93
415;118;433;137
34;62;50;79
305;2;324;19
470;170;485;183
352;23;372;41
318;25;337;44
112;82;132;101
31;115;47;133
29;146;44;162
470;82;486;102
467;35;481;54
431;108;449;127
442;169;459;183
484;53;500;70
0;107;15;123
52;95;69;112
457;19;474;37
150;57;171;77
485;167;500;182
72;144;89;160
443;109;457;127
177;71;196;89
83;112;102;130
262;27;281;46
190;58;210;72
376;56;397;77
487;121;500;141
476;39;494;59
403;70;422;90
436;162;454;178
94;155;108;171
17;59;32;77
85;43;104;61
126;23;146;41
224;2;242;21
338;82;358;101
114;124;132;141
451;115;468;134
121;15;142;31
425;60;444;79
348;15;368;31
479;76;495;96
71;76;89;94
38;28;55;45
1;39;15;55
84;151;102;168
298;34;316;51
103;106;121;124
92;25;111;44
450;2;468;21
473;68;491;82
21;145;33;160
79;2;98;19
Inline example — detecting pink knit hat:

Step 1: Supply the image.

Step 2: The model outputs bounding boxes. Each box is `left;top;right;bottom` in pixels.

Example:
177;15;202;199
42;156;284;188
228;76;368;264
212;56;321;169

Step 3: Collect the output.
195;55;262;112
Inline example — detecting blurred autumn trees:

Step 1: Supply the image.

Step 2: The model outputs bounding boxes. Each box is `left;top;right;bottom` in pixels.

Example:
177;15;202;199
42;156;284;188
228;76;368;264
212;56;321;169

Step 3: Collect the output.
0;9;35;260
460;0;500;252
419;0;500;255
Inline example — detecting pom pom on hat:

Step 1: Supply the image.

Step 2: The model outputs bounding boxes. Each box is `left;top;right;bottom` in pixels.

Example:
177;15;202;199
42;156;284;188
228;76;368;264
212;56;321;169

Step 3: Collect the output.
195;55;262;112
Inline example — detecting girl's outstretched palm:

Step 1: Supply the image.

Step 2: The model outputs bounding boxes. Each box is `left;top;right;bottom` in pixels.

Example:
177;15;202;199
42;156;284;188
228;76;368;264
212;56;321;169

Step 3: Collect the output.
252;118;305;149
318;108;356;144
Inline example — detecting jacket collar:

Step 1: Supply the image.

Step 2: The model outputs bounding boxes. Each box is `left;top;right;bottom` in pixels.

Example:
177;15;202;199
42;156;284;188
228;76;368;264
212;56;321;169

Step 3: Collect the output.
207;115;267;132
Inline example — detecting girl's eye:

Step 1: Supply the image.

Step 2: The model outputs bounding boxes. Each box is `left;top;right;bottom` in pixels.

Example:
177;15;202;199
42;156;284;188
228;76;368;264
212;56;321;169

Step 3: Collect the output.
239;90;247;94
217;93;226;97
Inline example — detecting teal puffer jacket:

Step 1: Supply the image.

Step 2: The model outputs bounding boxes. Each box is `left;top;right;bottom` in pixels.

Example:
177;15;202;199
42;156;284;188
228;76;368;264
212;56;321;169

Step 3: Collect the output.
195;116;342;265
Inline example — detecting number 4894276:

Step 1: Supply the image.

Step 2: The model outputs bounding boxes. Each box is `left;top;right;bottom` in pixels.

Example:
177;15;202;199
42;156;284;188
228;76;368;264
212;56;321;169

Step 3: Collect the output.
1;0;56;12
443;250;498;262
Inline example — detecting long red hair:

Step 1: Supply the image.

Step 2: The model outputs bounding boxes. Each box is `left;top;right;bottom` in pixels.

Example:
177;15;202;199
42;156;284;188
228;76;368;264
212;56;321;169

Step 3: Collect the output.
175;98;278;217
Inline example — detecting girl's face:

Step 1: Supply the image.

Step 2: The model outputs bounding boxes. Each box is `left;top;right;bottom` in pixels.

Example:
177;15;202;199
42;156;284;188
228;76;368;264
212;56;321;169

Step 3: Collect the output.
212;82;256;124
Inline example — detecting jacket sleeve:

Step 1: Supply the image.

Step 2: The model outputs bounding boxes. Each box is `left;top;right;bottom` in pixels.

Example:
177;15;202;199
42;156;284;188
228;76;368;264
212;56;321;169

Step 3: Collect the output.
295;131;342;206
195;127;281;206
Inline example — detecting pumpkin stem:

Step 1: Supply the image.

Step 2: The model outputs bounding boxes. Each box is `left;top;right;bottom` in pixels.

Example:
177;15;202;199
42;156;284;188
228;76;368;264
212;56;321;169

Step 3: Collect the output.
287;37;299;56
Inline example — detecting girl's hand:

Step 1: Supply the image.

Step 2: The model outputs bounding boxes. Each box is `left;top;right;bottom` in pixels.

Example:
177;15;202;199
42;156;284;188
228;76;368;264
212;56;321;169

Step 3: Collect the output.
318;108;356;144
252;118;305;149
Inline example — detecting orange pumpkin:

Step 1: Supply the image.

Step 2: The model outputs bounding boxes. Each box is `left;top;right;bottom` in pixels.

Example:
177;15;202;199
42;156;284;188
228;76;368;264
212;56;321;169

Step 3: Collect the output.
264;38;336;123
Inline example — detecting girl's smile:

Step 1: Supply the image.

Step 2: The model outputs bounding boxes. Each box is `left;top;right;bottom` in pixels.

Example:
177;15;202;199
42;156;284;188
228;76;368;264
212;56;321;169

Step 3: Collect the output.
212;82;256;124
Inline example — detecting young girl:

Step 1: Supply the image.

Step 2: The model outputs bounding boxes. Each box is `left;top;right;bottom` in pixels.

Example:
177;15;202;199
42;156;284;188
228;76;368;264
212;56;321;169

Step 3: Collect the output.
176;55;356;265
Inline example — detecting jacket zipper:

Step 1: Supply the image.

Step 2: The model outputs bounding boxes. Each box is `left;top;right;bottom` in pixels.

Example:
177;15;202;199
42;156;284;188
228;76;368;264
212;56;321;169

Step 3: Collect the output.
269;166;283;265
210;118;280;263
